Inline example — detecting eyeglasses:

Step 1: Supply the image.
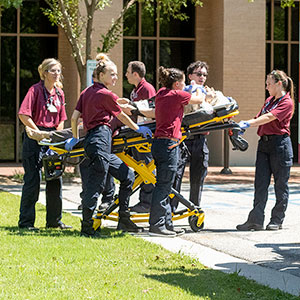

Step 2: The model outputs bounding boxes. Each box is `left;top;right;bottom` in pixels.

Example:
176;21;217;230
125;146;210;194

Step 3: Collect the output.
192;72;208;77
47;69;61;75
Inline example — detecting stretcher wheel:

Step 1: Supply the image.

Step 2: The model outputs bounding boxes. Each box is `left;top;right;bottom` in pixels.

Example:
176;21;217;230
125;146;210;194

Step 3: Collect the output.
188;215;204;232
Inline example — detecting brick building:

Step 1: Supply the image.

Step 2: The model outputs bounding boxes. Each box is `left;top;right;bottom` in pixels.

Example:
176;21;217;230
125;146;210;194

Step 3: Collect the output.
0;0;299;165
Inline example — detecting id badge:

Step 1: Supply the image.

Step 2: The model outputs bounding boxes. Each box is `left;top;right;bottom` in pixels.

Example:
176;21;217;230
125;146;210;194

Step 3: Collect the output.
47;104;58;113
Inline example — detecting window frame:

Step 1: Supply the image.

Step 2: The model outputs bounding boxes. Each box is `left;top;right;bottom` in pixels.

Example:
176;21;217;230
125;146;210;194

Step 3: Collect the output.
0;7;58;161
123;2;196;91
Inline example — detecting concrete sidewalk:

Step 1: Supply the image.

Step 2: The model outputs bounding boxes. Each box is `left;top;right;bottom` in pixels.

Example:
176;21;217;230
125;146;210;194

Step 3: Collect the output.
0;175;299;296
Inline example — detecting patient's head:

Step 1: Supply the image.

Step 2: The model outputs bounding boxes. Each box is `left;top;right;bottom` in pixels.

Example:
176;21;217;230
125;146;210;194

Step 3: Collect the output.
187;61;209;86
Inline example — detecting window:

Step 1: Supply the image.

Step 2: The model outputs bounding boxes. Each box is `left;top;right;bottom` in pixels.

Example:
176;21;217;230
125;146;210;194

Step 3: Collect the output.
123;1;195;97
0;0;58;161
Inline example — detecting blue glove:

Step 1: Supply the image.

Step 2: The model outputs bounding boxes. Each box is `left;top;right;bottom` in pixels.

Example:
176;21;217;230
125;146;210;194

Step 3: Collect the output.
238;121;250;130
45;149;56;156
136;126;152;139
238;121;250;135
65;137;79;151
183;84;207;94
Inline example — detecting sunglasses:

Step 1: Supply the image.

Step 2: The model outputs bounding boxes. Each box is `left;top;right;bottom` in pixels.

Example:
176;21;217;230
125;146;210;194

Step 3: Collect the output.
192;72;208;77
47;69;61;75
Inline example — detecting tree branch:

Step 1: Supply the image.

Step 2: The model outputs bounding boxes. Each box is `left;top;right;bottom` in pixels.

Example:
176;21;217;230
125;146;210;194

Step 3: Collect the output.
85;0;97;61
56;0;85;77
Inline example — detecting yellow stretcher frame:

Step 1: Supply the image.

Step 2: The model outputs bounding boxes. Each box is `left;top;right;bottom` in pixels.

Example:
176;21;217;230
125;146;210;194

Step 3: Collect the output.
46;109;242;232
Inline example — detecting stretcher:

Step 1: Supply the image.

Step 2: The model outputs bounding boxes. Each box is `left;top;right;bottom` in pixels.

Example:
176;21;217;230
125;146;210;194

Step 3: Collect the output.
40;97;248;232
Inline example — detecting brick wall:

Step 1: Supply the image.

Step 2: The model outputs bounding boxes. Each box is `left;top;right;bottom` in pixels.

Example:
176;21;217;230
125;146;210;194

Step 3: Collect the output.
91;0;123;96
58;28;80;127
196;0;265;166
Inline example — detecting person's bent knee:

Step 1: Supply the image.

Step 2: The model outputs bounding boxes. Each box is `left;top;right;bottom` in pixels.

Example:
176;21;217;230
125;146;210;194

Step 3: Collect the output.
118;164;135;188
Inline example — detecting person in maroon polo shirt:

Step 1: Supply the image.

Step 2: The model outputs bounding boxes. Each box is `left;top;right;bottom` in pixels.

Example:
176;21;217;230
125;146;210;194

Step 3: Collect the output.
125;61;157;213
66;54;152;237
126;61;156;117
18;58;72;231
237;70;294;231
148;66;214;237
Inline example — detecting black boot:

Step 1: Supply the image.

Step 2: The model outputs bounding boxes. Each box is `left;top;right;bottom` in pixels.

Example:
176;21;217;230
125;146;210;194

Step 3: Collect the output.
117;211;144;233
80;220;101;238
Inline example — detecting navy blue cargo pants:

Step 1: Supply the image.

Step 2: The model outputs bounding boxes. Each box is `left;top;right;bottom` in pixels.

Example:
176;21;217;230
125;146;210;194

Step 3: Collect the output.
149;139;179;230
18;130;63;228
82;125;135;222
247;134;293;226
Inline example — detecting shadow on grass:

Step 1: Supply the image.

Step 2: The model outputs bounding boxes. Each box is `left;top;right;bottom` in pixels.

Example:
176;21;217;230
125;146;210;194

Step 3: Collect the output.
143;266;297;299
144;267;223;299
0;225;126;239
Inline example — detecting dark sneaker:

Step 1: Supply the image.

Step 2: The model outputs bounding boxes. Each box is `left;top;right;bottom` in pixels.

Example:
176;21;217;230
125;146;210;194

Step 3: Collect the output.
236;222;263;231
117;218;144;233
149;227;176;237
117;221;144;233
117;210;144;233
129;203;150;213
19;226;39;231
266;222;282;231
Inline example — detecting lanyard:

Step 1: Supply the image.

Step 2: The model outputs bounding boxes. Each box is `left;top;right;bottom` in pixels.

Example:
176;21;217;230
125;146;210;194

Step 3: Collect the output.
42;83;62;108
260;95;285;116
42;83;61;112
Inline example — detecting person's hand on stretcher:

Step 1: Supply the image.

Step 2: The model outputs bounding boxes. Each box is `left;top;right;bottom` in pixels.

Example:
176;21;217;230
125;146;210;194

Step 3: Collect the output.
65;137;80;151
117;98;135;115
237;120;250;135
116;98;153;139
117;98;156;119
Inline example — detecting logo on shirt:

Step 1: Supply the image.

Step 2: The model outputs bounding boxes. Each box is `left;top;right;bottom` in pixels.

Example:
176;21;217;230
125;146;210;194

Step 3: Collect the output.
130;90;138;101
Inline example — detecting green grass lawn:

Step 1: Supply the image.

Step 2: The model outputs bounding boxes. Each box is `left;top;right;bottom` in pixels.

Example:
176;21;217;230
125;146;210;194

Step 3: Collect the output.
0;191;298;300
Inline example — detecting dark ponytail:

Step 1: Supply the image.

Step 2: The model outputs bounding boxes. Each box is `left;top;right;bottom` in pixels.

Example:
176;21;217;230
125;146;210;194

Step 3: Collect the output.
158;66;184;89
269;69;295;114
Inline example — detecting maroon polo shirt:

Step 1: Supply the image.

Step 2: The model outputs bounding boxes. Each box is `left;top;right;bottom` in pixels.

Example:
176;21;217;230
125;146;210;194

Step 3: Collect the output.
130;78;156;102
18;81;67;128
154;88;191;140
256;93;294;136
75;82;122;131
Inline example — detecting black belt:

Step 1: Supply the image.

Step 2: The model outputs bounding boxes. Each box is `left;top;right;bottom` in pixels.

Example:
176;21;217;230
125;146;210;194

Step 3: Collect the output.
261;133;288;142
